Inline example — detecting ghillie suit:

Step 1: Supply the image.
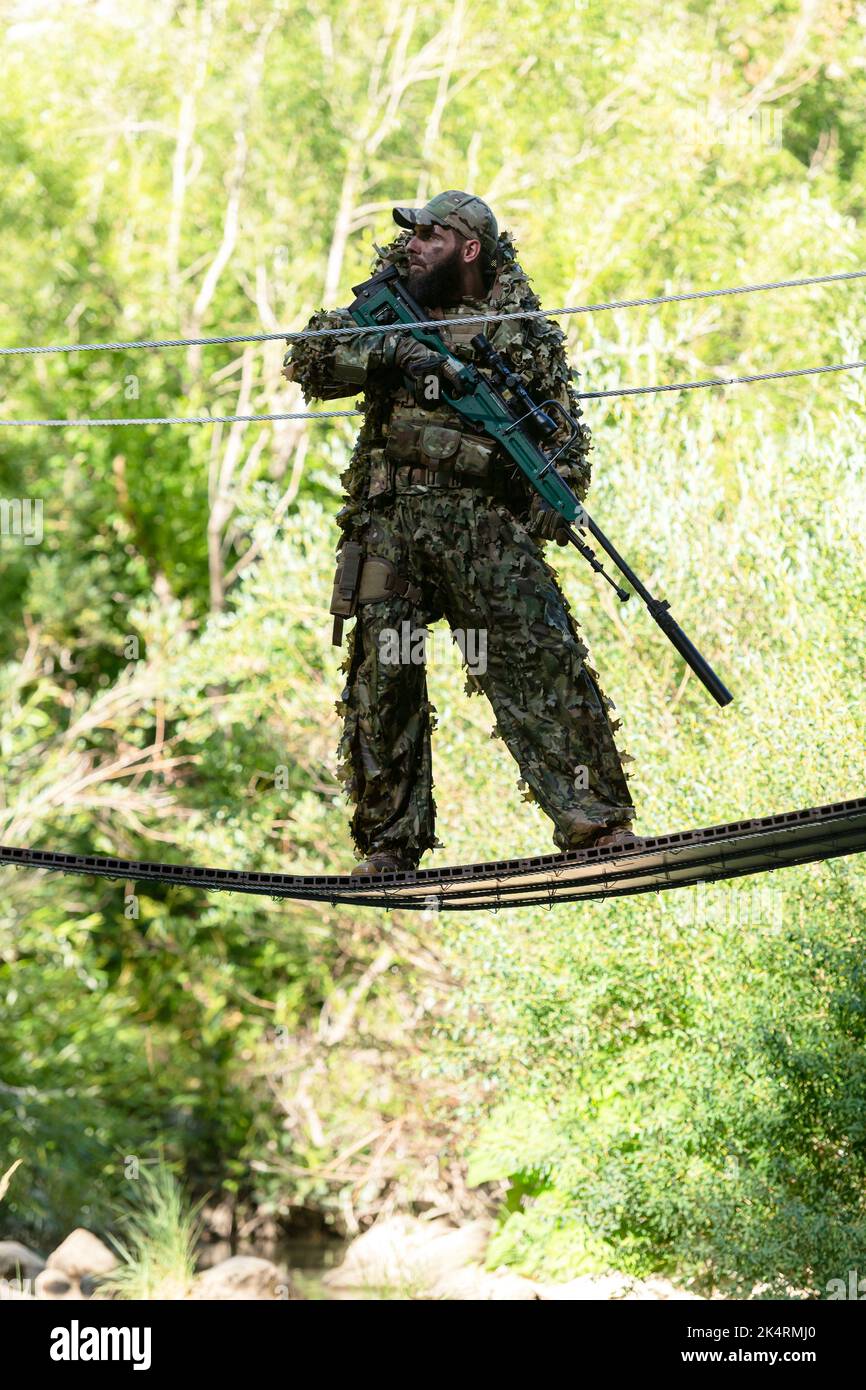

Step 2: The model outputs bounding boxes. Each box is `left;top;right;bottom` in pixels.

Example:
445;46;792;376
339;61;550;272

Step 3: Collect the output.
286;228;634;866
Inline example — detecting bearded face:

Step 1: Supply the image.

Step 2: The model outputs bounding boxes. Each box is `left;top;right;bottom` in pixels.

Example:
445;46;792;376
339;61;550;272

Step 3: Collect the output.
405;239;466;308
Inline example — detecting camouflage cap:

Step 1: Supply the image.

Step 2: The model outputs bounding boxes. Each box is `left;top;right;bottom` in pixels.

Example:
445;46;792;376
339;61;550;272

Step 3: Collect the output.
393;190;499;264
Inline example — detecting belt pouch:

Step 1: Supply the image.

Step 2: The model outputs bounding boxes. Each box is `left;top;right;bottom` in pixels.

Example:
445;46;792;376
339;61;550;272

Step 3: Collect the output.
329;540;364;645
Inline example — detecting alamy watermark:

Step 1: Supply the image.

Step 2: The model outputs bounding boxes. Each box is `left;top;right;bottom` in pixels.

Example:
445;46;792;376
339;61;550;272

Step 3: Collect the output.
49;1320;152;1370
663;879;785;931
378;621;487;676
0;497;43;545
676;102;783;151
826;1270;866;1300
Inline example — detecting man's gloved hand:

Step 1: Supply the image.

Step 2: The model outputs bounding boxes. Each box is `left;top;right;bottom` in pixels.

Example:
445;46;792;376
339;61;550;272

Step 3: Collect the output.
391;335;467;407
528;497;571;546
392;334;441;375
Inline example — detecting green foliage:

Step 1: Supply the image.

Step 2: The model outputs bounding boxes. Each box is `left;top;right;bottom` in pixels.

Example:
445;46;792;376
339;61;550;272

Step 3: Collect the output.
1;0;865;1297
450;865;866;1294
102;1162;203;1301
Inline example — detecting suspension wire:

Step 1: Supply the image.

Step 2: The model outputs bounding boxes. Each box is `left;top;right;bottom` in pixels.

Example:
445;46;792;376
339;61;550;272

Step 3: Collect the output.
577;357;866;400
0;409;362;427
0;268;863;358
1;357;863;426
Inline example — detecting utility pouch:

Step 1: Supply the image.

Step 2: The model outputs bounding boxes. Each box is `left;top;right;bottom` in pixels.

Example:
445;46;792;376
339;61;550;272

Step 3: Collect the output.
329;541;364;646
384;419;422;462
419;425;461;463
454;433;496;479
418;425;460;485
384;412;497;486
329;545;422;646
357;556;422;607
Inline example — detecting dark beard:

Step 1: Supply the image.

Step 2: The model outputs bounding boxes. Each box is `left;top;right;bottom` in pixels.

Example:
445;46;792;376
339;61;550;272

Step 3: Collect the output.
405;249;464;307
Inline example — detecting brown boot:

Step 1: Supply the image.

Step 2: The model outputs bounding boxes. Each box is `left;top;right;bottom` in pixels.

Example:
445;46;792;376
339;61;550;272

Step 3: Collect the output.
350;850;418;876
561;811;639;851
588;823;640;850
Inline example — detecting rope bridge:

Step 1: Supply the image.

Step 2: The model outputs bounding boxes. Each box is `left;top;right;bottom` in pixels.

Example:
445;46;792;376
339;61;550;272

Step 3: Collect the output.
3;797;864;913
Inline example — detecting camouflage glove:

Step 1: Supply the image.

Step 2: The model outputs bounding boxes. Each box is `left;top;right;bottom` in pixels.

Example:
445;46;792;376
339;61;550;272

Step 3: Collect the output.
528;497;571;546
392;335;468;406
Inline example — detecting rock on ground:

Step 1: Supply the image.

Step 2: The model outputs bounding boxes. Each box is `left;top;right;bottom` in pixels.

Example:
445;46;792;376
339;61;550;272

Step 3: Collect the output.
324;1216;492;1292
0;1241;45;1282
190;1255;301;1301
48;1229;118;1279
325;1217;703;1300
429;1265;543;1300
35;1267;85;1300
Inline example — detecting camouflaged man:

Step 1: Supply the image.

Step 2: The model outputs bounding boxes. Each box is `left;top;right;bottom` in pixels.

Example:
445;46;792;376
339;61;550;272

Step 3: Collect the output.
283;191;637;873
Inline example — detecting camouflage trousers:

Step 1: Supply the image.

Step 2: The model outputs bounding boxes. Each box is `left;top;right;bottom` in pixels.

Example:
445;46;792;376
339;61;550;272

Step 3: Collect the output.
336;488;634;860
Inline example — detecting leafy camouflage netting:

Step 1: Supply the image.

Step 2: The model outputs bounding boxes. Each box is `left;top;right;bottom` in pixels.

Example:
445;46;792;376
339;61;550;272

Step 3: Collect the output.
286;228;592;534
285;228;633;863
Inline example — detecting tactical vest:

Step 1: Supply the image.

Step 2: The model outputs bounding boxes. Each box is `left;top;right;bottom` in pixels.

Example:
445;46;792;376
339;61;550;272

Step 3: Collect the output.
366;303;519;504
329;294;533;643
